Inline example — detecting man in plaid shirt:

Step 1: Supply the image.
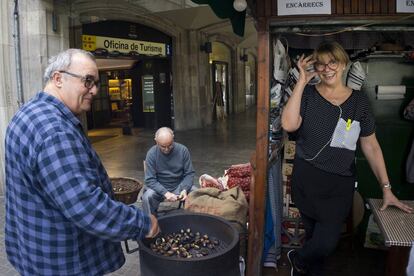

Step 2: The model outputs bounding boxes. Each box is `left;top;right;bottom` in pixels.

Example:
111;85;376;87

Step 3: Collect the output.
5;49;159;275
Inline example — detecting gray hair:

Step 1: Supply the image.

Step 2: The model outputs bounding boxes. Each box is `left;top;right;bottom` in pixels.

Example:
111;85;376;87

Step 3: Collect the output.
43;49;95;83
155;127;174;140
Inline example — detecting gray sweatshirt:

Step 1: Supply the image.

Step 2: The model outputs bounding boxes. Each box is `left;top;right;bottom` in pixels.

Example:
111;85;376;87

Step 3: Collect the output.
144;142;195;196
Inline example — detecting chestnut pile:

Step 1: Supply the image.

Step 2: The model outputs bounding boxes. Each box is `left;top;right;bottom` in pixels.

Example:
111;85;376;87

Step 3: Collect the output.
149;228;220;258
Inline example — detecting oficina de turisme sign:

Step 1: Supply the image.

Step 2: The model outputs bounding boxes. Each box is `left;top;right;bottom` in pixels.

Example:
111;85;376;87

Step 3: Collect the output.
82;35;166;57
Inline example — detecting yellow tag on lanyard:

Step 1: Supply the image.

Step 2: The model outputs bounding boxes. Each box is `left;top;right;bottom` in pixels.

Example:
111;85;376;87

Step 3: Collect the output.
346;119;352;131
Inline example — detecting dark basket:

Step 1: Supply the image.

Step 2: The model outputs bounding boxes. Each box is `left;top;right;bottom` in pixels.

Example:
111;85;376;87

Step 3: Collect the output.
110;177;143;205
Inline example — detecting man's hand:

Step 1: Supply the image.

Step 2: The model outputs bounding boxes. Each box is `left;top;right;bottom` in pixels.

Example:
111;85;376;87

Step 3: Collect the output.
164;191;178;202
145;214;160;238
178;190;187;201
381;189;413;213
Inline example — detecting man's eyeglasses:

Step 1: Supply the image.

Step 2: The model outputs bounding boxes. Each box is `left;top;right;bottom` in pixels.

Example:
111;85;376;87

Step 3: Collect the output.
59;71;100;89
314;60;339;72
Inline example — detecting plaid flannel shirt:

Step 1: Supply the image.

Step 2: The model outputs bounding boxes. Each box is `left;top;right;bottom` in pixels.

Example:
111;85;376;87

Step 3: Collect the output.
5;92;151;275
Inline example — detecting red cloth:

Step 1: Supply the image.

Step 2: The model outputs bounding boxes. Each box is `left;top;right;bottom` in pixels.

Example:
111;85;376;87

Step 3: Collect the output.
225;163;252;202
198;163;252;201
226;163;252;178
227;177;250;190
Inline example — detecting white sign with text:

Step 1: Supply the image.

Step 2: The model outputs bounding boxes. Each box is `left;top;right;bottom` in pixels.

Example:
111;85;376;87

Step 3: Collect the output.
82;35;166;56
397;0;414;13
278;0;331;16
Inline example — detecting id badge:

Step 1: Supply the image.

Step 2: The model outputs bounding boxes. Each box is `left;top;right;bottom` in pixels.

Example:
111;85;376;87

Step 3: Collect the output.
330;118;361;151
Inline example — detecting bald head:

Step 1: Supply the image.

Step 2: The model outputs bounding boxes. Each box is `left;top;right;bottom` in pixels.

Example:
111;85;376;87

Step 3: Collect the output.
155;127;174;154
155;127;174;141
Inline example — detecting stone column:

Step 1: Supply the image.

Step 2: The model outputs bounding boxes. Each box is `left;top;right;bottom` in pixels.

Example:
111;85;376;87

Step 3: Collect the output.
234;47;246;114
197;32;213;127
0;0;19;196
173;30;208;130
0;0;70;195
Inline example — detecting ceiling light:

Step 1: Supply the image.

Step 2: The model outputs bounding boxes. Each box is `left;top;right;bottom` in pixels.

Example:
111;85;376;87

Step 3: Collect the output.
233;0;247;12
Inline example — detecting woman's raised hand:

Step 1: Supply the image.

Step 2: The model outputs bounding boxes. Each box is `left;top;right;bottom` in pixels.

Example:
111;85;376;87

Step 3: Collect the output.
297;54;318;85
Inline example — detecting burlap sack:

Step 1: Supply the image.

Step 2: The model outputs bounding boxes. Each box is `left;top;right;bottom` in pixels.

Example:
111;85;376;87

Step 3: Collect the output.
185;187;248;227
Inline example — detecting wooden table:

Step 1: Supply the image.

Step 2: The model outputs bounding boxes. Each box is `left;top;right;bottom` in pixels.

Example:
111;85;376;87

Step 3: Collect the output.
367;198;414;276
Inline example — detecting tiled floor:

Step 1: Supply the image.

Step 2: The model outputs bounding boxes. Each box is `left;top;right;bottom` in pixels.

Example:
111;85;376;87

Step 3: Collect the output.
262;237;387;276
0;108;388;275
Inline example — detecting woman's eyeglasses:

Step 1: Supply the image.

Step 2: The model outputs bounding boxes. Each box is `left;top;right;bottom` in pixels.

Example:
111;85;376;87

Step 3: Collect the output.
59;71;100;89
314;60;339;72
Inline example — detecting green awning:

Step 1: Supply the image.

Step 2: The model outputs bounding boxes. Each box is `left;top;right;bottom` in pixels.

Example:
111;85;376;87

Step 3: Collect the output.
191;0;246;37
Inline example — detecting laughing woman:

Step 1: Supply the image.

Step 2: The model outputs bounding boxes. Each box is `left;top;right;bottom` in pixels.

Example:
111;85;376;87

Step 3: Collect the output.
281;41;412;276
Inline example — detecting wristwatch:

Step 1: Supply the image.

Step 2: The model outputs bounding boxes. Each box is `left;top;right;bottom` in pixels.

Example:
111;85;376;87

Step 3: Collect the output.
382;183;392;189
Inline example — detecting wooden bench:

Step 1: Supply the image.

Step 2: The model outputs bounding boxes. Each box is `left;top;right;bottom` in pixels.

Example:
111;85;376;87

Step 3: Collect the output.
367;198;414;276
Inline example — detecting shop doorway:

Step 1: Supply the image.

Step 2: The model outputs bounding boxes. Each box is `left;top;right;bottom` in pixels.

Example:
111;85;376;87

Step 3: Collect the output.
212;61;229;120
131;58;172;129
81;19;173;131
107;71;133;128
87;58;172;131
87;70;133;129
245;53;257;108
87;71;111;129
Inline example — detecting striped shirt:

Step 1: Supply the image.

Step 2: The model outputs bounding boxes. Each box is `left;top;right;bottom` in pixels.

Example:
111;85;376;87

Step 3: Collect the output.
295;85;375;176
5;92;151;275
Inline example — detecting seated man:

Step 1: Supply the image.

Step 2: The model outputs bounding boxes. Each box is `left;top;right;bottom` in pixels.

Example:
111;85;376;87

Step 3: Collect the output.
142;127;195;216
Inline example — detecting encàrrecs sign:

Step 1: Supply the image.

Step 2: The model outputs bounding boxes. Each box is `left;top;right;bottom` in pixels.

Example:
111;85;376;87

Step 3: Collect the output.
277;0;331;16
397;0;414;13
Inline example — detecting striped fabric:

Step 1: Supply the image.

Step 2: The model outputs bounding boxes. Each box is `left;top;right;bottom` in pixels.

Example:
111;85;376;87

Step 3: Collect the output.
296;86;375;176
368;198;414;247
5;92;151;275
263;159;283;266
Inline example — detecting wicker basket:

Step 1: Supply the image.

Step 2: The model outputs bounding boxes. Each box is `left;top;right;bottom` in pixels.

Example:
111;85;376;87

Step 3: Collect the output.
110;177;143;205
